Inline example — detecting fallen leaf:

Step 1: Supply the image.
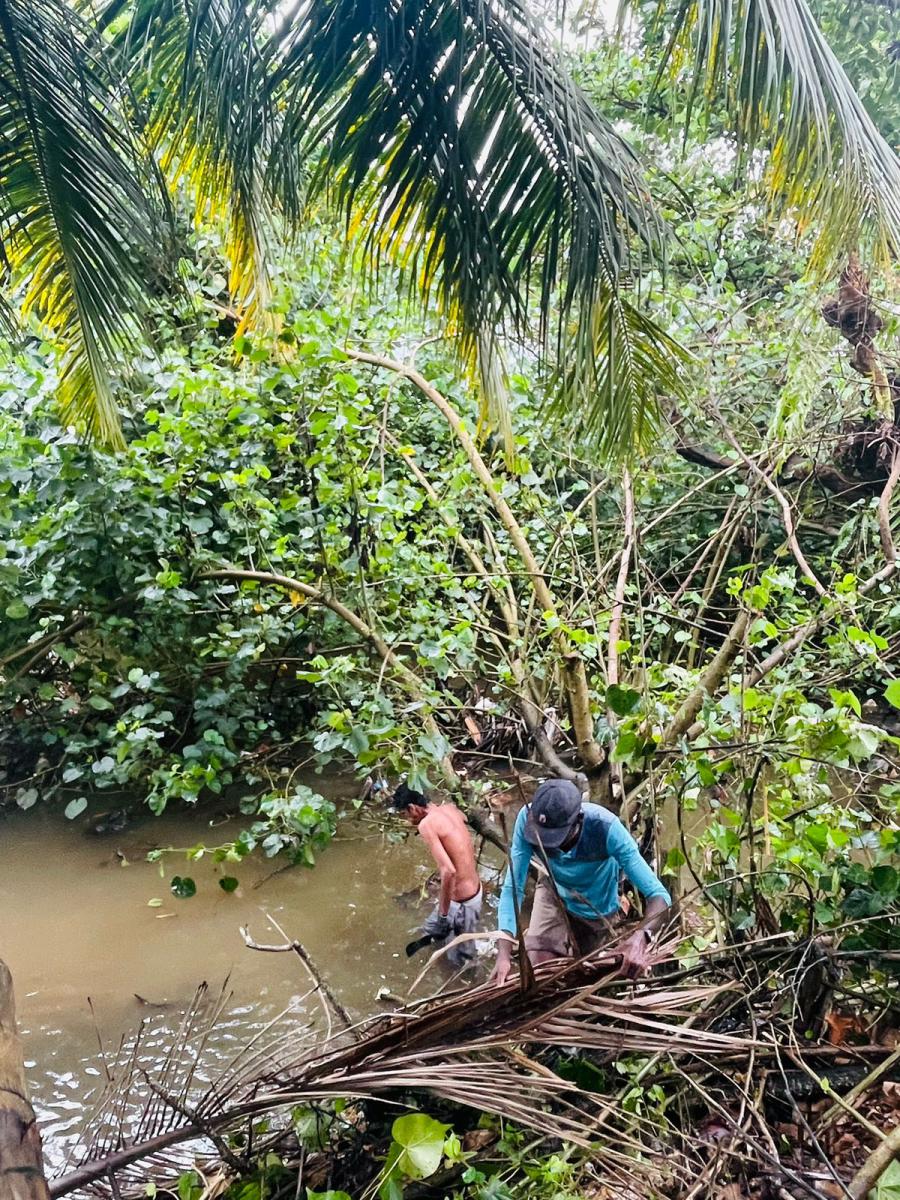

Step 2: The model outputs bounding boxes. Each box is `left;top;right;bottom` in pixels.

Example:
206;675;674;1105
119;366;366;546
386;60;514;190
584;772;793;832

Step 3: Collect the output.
824;1011;868;1045
463;716;483;746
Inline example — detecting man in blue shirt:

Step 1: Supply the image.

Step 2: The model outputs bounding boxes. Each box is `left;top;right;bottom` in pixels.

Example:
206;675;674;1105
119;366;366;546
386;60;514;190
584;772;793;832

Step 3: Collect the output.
492;778;671;985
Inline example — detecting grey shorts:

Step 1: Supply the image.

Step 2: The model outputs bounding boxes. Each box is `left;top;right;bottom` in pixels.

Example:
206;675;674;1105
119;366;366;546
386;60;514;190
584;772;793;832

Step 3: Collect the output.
422;887;483;967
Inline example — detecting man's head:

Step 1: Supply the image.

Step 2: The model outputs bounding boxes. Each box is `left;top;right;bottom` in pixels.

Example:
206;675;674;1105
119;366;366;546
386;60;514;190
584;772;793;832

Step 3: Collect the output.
525;778;584;851
393;781;431;826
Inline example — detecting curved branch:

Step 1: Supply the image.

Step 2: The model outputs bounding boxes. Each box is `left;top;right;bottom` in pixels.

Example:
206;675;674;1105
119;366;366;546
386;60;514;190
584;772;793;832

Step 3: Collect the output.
346;348;604;770
199;568;460;789
713;413;827;598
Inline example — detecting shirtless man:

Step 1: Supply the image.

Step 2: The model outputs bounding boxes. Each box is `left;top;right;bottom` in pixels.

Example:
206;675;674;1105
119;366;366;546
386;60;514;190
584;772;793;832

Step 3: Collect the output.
393;783;482;967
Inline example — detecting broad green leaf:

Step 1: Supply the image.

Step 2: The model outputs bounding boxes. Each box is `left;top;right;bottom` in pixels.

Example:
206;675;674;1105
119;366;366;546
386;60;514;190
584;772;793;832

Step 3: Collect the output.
606;685;641;717
874;1159;900;1199
388;1113;450;1181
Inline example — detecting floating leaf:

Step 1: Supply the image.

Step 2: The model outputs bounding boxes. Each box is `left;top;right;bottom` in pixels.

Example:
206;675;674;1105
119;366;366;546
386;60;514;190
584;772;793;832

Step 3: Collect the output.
64;796;88;819
170;876;197;899
219;876;239;893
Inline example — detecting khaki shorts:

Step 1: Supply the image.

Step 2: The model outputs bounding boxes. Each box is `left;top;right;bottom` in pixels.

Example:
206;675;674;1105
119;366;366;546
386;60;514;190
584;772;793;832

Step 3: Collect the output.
524;877;619;960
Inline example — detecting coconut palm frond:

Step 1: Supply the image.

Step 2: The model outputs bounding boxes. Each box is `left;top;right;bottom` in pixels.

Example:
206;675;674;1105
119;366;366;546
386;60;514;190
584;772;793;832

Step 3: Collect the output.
641;0;900;266
269;0;678;459
554;281;690;460
50;944;753;1197
101;0;285;327
0;0;163;446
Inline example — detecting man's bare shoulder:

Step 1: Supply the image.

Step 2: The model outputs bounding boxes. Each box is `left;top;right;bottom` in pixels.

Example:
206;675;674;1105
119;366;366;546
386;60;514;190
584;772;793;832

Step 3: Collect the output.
429;803;469;833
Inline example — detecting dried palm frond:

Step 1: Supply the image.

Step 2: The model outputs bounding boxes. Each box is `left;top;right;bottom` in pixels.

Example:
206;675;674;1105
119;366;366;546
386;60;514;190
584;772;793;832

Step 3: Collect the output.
49;940;754;1197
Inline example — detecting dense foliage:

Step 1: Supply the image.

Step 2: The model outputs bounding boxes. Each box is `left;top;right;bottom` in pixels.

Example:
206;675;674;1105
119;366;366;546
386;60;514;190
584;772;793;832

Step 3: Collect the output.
2;163;899;940
2;1;899;1197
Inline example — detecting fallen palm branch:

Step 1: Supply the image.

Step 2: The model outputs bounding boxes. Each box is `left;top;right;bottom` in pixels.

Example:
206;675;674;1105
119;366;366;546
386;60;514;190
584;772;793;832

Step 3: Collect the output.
49;934;748;1197
47;924;900;1199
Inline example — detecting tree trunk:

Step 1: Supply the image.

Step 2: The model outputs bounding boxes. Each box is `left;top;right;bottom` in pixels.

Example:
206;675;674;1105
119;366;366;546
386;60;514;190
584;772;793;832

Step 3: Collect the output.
0;960;50;1200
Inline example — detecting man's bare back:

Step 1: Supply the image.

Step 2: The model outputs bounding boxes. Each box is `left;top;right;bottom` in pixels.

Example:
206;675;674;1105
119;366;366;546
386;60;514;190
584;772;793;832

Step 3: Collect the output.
417;804;480;902
394;785;482;966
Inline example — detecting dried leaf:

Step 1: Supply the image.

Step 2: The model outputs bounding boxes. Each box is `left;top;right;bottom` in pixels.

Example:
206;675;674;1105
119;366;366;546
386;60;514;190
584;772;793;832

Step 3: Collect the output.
462;1129;496;1152
824;1011;868;1045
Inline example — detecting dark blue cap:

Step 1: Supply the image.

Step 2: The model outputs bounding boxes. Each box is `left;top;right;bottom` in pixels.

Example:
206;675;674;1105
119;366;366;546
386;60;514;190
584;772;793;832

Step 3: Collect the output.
524;779;583;849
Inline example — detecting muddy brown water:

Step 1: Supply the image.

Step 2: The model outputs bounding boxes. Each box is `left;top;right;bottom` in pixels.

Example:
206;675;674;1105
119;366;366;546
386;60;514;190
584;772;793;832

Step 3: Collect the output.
0;794;500;1171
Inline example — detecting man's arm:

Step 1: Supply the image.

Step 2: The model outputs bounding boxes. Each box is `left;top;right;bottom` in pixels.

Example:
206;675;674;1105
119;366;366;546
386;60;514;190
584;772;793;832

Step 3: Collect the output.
491;809;533;985
607;819;672;979
418;821;457;917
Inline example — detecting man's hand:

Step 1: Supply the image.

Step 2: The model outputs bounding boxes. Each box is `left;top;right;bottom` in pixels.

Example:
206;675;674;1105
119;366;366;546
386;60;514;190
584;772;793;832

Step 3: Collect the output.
618;930;652;980
489;937;514;986
433;913;451;937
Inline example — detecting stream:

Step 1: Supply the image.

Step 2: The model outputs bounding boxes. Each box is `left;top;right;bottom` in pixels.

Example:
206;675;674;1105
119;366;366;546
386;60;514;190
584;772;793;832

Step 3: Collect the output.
0;784;498;1172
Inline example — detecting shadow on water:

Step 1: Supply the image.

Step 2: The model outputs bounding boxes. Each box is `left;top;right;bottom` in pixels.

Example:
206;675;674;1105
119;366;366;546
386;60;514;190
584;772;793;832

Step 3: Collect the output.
0;792;499;1169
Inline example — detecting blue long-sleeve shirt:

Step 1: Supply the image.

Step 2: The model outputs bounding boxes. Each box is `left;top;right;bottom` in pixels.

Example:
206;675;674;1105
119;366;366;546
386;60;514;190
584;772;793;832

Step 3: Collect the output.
497;802;671;934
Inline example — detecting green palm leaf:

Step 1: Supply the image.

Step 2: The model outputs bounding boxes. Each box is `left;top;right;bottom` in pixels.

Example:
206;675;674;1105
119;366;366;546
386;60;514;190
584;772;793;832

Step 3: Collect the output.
268;0;676;458
100;0;288;327
0;0;163;446
640;0;900;266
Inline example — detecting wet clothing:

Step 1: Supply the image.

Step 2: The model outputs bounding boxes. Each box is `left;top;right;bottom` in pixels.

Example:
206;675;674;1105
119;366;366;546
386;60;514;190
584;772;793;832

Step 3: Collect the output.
498;802;671;940
422;886;483;967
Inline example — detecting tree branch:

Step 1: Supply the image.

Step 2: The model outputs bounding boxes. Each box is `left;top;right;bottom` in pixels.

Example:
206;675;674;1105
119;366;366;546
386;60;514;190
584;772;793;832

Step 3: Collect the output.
200;568;460;789
713;413;827;599
346;348;604;770
607;470;634;808
661;609;750;746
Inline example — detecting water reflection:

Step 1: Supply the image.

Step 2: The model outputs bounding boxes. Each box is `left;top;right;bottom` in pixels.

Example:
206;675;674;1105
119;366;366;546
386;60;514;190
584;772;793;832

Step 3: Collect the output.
0;801;498;1168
